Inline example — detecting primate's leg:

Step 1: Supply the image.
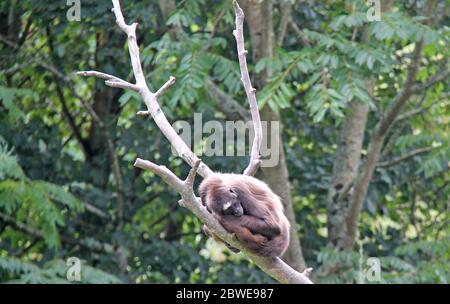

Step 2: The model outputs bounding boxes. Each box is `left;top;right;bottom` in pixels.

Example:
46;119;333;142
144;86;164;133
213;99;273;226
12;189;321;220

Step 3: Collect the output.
202;224;240;253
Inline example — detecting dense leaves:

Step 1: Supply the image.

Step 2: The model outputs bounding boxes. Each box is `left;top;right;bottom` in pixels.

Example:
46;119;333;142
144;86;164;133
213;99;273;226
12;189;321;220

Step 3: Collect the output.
0;0;448;283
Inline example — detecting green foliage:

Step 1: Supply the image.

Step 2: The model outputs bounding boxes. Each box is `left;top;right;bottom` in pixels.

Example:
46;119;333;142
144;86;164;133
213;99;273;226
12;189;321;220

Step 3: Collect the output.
0;139;83;248
371;13;439;43
0;0;447;284
0;257;122;284
0;86;37;122
256;49;313;111
170;51;212;107
0;139;26;180
316;239;449;284
209;53;242;95
382;240;450;283
0;256;40;275
129;240;273;284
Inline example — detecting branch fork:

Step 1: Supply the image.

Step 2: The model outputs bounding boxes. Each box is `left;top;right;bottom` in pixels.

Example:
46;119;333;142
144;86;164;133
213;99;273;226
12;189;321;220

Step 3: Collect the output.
76;0;312;284
76;71;140;92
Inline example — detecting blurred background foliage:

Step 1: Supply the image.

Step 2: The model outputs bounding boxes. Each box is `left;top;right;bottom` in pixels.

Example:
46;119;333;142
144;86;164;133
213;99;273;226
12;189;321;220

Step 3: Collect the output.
0;0;448;283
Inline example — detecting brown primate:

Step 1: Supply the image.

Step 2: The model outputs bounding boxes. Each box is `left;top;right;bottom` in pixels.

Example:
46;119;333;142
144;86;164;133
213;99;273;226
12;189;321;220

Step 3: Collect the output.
199;173;290;257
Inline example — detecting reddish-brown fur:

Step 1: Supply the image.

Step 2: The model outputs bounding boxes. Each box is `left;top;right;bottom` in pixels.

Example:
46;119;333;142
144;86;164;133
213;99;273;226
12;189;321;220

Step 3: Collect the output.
199;173;290;257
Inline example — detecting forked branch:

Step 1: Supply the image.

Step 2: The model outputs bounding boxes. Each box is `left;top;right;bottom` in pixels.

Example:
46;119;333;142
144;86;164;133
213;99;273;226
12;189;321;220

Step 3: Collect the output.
76;0;312;284
78;0;212;178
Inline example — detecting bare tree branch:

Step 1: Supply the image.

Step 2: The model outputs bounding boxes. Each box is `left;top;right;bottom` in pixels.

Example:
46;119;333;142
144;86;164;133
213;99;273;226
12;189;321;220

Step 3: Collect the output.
53;78;91;158
380;121;408;158
233;1;263;176
155;76;176;98
76;71;139;92
289;21;311;47
185;159;202;189
396;92;450;122
83;201;110;220
411;63;449;94
376;42;424;137
205;80;250;121
134;157;312;283
277;0;292;47
203;8;226;52
377;146;436;168
78;0;212;178
395;93;428;122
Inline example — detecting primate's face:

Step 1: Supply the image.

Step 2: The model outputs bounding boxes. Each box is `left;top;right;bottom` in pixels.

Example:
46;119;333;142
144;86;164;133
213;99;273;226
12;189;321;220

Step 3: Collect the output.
222;198;244;217
206;185;244;217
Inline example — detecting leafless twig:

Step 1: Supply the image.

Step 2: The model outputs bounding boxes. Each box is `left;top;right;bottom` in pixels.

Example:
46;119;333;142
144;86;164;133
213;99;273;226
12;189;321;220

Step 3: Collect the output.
232;1;263;176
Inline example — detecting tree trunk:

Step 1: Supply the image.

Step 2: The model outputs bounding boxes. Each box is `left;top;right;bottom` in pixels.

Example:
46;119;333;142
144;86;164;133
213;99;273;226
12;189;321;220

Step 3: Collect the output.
325;1;396;249
325;0;435;251
260;107;307;270
326;102;369;249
